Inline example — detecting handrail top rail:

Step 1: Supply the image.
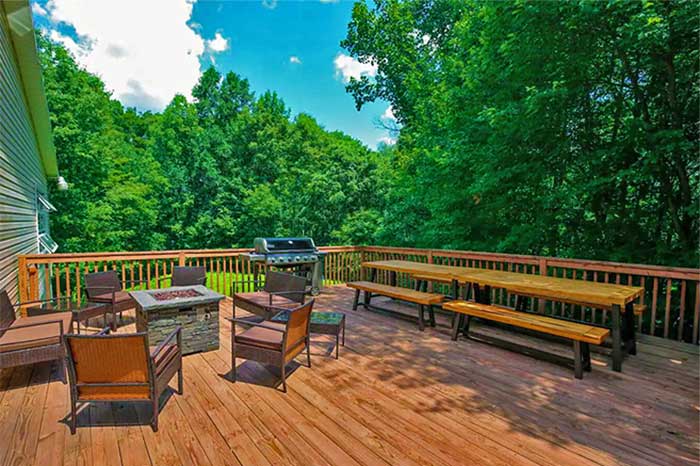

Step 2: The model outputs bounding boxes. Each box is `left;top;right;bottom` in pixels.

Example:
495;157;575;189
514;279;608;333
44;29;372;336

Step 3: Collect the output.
16;244;698;280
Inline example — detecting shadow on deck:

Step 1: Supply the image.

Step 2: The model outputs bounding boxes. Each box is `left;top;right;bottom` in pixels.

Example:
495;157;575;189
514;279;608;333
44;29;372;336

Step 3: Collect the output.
0;285;698;466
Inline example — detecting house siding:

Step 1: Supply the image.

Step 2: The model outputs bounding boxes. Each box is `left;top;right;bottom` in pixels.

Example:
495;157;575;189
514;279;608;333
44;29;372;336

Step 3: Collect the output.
0;10;49;302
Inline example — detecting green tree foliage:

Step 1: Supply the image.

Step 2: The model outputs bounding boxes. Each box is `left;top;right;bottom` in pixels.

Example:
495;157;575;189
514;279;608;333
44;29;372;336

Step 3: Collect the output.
38;34;383;251
341;0;699;266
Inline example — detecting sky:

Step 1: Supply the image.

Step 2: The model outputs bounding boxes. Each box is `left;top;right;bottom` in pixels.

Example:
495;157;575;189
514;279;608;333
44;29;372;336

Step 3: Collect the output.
31;0;397;149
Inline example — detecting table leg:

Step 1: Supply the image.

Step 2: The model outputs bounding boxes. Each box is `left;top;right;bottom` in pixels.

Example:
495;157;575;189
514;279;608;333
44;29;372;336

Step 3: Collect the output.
623;302;636;355
342;318;345;346
336;331;339;359
612;304;622;372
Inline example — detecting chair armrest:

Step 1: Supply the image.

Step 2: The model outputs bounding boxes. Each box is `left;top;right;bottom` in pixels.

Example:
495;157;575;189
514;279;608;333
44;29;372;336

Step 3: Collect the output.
152;326;182;358
0;320;66;346
267;290;305;303
227;318;287;333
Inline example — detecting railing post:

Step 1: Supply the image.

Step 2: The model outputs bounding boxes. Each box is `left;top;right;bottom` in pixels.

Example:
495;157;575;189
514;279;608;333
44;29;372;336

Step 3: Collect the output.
178;252;186;267
538;257;547;313
427;250;434;292
359;247;366;281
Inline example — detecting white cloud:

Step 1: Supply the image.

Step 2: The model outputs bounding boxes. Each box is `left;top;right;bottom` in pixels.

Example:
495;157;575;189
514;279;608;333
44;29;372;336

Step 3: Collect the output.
44;0;206;111
49;30;83;58
289;56;301;64
377;136;396;146
206;32;229;53
262;0;277;9
334;53;377;83
320;0;339;3
31;2;47;16
381;105;396;122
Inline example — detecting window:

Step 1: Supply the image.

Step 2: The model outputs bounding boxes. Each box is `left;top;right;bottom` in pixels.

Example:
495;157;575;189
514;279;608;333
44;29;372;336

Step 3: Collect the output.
36;191;58;253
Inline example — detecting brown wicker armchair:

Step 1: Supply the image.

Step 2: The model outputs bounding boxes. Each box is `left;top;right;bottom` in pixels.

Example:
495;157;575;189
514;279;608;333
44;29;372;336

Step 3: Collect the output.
84;271;144;330
63;326;183;434
228;299;314;392
158;266;207;287
232;271;307;320
0;290;73;382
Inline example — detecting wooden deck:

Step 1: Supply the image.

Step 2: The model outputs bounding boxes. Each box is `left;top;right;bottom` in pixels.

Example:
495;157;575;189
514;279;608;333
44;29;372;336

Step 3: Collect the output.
1;285;698;466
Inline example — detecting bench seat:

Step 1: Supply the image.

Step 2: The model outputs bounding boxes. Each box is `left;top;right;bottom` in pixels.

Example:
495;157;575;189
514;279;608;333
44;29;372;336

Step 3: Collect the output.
347;282;444;305
443;300;610;379
347;281;444;330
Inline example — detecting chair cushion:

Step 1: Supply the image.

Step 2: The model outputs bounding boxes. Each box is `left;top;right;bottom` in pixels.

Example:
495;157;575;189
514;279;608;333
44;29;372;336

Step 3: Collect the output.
91;291;132;304
234;292;299;310
0;313;72;353
235;322;286;350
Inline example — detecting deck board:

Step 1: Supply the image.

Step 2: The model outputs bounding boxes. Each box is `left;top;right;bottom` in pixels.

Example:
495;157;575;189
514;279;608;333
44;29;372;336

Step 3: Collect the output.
1;285;698;466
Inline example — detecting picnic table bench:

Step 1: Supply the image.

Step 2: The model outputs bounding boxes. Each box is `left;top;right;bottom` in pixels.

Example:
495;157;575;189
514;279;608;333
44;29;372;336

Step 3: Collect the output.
444;300;610;379
347;281;444;331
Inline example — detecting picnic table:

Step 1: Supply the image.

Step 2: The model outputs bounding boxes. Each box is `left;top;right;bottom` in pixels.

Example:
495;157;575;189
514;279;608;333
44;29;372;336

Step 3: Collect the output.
362;260;644;372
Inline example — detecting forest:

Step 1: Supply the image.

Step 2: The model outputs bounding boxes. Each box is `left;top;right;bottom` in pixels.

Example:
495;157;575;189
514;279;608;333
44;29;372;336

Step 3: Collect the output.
41;0;699;267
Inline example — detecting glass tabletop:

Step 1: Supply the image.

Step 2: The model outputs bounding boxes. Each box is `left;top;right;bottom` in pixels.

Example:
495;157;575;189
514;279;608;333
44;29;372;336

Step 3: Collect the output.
271;310;344;325
25;299;106;317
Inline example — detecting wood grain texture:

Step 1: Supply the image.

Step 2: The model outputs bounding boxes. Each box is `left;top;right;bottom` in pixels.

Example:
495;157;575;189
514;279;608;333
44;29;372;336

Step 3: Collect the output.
0;287;697;466
363;260;644;308
444;300;610;344
347;281;445;304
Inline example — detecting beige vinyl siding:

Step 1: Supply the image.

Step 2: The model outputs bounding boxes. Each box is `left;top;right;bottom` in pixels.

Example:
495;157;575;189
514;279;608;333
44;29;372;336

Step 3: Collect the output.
0;10;48;302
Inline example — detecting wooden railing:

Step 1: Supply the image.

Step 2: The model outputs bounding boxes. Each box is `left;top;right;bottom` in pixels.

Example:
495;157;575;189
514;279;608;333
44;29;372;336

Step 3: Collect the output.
16;245;700;344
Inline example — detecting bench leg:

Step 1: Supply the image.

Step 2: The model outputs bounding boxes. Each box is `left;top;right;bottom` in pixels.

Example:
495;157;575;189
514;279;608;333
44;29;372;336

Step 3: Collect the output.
573;341;583;379
418;305;425;331
364;291;371;307
462;315;471;336
428;305;436;327
451;314;464;341
582;342;591;372
352;289;360;310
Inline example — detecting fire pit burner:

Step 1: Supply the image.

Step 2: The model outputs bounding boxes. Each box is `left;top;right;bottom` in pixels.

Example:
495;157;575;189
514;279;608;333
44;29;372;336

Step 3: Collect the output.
152;289;203;301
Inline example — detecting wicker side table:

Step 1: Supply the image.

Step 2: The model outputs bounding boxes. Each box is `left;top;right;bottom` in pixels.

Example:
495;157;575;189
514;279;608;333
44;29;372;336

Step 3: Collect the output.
272;310;346;359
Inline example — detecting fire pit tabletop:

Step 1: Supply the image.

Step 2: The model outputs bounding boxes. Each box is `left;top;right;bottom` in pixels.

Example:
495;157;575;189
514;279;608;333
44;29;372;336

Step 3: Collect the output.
130;285;225;311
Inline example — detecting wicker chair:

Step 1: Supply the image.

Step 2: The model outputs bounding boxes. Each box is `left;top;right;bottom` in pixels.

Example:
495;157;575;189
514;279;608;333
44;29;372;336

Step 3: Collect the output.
0;290;73;382
228;299;314;392
158;266;207;287
84;271;144;330
232;271;307;320
63;326;183;433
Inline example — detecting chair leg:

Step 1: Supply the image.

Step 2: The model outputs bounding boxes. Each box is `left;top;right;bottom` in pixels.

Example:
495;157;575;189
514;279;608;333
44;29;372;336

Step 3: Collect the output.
307;340;312;368
281;363;287;393
151;397;159;432
58;357;67;384
178;367;184;394
70;399;77;434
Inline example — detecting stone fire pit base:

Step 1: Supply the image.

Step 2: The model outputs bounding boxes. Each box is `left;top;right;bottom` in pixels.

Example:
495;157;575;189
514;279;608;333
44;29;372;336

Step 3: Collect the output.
131;286;224;355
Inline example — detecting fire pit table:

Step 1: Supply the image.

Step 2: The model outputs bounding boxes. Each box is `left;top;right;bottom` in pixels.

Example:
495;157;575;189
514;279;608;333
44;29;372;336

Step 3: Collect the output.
130;285;225;355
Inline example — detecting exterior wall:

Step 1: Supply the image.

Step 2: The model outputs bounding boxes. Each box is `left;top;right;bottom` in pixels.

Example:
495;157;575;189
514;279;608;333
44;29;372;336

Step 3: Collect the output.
0;10;49;302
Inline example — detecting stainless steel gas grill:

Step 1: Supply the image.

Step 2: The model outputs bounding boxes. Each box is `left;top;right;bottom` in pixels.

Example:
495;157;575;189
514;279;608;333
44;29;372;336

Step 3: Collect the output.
240;237;327;295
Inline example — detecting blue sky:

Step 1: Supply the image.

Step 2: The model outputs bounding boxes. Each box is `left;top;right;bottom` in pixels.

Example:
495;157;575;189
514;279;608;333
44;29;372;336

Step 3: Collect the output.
32;0;395;149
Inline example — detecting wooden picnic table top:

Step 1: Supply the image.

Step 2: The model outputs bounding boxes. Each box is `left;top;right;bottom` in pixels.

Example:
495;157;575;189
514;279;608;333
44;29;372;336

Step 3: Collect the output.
362;260;644;309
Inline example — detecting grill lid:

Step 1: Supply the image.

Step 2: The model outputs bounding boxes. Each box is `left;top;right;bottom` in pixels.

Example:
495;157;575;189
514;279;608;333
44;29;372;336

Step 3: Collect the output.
254;237;318;254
